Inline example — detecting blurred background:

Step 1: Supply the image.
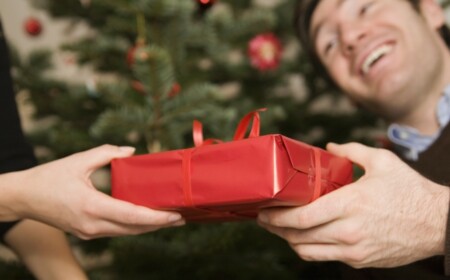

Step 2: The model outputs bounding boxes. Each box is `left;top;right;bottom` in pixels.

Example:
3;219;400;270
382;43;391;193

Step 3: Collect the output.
0;0;416;279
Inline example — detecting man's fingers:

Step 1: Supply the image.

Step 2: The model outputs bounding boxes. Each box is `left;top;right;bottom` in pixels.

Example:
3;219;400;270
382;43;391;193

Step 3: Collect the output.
259;217;362;246
258;196;342;229
326;142;379;168
258;222;338;244
256;224;349;263
290;243;347;263
258;187;354;229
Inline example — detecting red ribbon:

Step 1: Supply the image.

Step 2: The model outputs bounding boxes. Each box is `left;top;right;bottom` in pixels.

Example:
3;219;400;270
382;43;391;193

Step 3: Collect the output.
193;108;266;147
182;148;194;207
232;108;266;141
192;120;223;147
311;147;322;201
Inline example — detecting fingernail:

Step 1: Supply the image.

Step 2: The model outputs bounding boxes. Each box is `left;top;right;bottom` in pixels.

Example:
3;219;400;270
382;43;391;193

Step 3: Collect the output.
119;146;136;154
168;213;182;222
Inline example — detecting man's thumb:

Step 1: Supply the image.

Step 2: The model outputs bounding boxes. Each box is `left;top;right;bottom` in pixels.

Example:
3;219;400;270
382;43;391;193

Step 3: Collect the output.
326;142;376;168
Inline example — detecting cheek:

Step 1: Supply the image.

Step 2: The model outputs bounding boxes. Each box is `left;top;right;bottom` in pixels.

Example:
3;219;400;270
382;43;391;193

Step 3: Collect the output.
327;60;368;99
326;59;351;87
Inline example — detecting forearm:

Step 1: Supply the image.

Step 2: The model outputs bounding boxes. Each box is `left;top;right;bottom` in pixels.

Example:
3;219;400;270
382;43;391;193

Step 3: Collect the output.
4;219;87;280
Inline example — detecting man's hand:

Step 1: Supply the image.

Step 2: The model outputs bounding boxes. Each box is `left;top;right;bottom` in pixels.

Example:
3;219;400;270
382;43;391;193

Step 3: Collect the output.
258;142;449;268
2;145;184;239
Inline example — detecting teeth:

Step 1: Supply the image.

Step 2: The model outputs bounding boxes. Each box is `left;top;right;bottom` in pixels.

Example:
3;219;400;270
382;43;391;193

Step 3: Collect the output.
361;45;393;75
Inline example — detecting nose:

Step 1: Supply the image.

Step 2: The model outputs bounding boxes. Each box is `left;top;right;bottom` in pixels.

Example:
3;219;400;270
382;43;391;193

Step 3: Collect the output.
339;21;367;56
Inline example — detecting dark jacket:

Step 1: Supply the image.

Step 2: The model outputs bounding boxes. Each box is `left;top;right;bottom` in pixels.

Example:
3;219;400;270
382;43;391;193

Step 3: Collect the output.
0;20;37;237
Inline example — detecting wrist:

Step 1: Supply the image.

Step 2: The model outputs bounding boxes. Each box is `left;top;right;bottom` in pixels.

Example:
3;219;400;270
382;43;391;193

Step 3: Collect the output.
0;170;29;221
428;182;450;256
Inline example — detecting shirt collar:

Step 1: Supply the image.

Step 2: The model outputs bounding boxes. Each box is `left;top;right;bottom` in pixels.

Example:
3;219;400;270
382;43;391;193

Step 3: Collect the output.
387;85;450;161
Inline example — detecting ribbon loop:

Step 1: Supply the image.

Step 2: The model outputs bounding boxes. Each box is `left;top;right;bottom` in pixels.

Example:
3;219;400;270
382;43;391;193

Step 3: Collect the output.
192;108;266;147
192;120;224;147
233;108;266;141
193;120;204;148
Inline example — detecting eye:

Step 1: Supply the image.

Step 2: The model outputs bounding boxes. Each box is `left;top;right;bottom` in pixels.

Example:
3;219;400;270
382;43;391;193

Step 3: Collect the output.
359;1;374;16
323;37;337;55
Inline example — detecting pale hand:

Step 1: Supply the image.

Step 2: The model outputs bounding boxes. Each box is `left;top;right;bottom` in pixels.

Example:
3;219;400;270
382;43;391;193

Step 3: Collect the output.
0;145;184;239
258;142;449;268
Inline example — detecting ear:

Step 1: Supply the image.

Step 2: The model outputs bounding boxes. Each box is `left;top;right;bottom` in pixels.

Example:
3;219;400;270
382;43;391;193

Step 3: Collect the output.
420;0;446;29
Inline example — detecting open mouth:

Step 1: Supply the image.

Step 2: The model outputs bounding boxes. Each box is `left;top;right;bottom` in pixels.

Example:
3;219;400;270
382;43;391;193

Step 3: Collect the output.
361;44;393;76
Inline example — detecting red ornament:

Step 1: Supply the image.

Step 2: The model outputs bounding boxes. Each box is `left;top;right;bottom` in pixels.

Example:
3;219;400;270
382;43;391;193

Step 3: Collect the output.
248;33;282;71
126;46;138;67
131;80;146;94
199;0;213;4
126;40;146;67
24;17;43;37
168;83;181;98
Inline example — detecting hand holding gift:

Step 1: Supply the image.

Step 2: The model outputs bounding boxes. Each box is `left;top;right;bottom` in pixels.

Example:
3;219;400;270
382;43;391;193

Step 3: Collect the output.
112;109;353;222
0;145;185;239
257;142;449;268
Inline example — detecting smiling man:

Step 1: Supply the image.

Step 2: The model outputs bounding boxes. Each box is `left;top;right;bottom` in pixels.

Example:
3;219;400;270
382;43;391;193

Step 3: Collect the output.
257;0;450;279
306;0;449;130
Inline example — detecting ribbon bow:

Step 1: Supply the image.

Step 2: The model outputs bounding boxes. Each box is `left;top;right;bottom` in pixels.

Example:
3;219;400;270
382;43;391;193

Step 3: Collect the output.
193;108;267;147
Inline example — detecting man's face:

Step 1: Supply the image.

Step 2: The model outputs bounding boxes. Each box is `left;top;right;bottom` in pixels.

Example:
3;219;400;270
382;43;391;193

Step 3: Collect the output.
310;0;446;120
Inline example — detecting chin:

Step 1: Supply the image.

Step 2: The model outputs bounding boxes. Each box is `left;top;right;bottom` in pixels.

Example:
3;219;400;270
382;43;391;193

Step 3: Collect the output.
374;74;408;101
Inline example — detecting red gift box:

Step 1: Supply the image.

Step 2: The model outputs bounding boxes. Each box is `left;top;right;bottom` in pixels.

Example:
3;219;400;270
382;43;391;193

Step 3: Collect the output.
111;109;353;222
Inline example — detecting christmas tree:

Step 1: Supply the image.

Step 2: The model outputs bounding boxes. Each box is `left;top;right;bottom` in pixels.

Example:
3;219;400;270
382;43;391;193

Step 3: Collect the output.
7;0;387;278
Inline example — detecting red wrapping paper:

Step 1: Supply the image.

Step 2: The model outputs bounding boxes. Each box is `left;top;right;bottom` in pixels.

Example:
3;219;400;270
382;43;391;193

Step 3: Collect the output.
111;110;353;222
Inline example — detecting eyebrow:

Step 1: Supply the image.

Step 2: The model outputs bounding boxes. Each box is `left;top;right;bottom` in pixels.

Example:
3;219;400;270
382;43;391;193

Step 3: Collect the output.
311;0;349;46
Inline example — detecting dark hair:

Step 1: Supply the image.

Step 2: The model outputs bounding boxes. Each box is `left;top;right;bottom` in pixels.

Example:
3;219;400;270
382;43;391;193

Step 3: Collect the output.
294;0;450;77
293;0;331;84
293;0;320;58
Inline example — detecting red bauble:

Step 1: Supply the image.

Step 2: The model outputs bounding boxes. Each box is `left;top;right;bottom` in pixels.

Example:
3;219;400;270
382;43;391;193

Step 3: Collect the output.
126;45;138;67
168;83;181;98
24;17;43;37
131;80;146;94
199;0;214;4
195;0;216;17
248;33;282;71
126;40;147;67
197;0;215;13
